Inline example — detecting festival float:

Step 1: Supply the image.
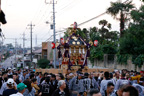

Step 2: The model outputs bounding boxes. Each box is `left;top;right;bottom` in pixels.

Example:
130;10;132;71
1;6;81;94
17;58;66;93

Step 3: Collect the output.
36;22;113;74
57;22;98;71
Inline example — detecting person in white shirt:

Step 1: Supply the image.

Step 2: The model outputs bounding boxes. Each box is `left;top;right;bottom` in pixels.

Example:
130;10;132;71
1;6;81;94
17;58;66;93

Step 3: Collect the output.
10;83;27;96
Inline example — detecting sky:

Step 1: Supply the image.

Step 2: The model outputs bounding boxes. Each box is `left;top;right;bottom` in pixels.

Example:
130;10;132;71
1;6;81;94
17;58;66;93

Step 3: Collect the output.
1;0;142;48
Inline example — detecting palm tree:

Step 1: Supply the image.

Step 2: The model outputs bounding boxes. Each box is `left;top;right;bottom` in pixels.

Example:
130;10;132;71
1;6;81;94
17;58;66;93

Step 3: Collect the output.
98;20;111;40
107;0;134;37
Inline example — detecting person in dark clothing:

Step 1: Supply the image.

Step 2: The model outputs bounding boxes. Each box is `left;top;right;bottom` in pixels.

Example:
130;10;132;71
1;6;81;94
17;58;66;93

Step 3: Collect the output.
30;73;35;80
52;80;68;96
50;74;58;91
0;72;8;89
13;73;20;85
40;73;48;84
104;82;114;96
40;77;54;96
58;73;70;96
2;78;18;96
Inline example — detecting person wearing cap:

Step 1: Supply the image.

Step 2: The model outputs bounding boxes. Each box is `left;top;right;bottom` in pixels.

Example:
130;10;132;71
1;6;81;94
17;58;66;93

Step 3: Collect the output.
10;83;27;96
69;72;83;96
2;78;18;96
0;78;17;96
52;80;68;96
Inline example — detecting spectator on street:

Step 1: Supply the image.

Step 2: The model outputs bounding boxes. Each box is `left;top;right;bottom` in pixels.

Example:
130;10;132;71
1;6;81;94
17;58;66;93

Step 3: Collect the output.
23;80;36;96
2;78;18;96
103;82;114;96
88;89;102;96
10;83;27;96
31;78;40;96
40;77;54;96
122;85;139;96
52;80;68;96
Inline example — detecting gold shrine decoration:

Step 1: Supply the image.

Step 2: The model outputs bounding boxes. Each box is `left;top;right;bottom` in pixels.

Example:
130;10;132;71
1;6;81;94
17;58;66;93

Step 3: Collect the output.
72;41;76;45
89;40;93;46
77;41;80;45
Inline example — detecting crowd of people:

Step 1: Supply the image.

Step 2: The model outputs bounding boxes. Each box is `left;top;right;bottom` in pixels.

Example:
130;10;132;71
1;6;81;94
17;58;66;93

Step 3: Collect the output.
0;68;143;96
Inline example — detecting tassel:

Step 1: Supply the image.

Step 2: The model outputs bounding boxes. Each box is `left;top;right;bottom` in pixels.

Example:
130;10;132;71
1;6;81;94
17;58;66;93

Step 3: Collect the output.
58;50;62;58
64;43;69;49
87;49;90;57
64;50;69;57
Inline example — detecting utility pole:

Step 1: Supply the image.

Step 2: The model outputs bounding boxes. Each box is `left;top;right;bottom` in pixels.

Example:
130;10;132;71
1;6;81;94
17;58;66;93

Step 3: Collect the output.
15;38;17;65
22;32;25;68
53;0;56;69
28;22;35;69
45;0;56;68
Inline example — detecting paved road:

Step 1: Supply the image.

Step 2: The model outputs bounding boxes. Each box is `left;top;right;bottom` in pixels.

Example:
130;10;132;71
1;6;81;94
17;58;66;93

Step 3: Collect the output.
1;55;16;69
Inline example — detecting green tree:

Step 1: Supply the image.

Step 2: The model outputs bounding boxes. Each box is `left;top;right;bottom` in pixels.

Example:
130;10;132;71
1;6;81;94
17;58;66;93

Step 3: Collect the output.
89;24;118;64
76;28;86;39
99;19;111;39
107;0;134;37
82;28;89;42
89;27;103;63
37;59;50;68
119;5;144;67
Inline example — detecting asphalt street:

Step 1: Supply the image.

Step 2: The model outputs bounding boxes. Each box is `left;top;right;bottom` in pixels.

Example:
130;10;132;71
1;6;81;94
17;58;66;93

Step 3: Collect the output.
1;55;16;69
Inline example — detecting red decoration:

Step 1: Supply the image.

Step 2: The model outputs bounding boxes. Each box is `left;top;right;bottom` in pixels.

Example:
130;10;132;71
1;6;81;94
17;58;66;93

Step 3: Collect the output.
51;42;55;49
74;22;77;29
94;40;98;46
60;38;64;45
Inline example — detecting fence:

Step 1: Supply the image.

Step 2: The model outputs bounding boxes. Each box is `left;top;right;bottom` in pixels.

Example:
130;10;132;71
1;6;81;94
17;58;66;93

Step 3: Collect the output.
89;54;144;71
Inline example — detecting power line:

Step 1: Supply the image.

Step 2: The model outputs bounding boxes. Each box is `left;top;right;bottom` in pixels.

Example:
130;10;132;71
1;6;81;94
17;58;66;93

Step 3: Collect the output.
78;0;130;26
33;4;52;28
32;0;79;37
34;0;80;31
56;0;81;17
57;0;76;12
78;12;106;26
31;0;45;23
